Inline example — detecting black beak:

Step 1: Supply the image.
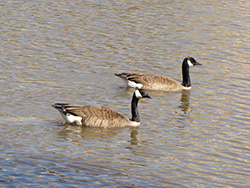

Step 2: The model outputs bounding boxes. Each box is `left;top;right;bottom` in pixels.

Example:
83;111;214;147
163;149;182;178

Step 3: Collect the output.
144;94;151;99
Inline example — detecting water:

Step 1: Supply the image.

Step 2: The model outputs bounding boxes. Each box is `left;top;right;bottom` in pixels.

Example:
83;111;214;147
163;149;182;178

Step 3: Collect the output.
1;0;250;187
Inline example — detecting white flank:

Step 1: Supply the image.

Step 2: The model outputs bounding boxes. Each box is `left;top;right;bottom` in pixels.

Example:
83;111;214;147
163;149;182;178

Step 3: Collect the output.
127;80;143;89
187;60;194;67
59;112;82;125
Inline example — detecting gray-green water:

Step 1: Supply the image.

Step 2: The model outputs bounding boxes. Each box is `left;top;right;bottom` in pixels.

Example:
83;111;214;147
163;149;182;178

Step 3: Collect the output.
1;0;250;187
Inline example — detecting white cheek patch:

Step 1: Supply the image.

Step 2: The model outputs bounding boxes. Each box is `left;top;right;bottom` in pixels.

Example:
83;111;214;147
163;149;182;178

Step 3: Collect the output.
135;90;143;99
127;80;143;89
187;60;194;67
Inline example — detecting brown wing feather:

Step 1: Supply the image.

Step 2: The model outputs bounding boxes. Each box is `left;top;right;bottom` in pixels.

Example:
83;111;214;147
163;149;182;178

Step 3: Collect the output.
116;73;183;91
61;104;131;128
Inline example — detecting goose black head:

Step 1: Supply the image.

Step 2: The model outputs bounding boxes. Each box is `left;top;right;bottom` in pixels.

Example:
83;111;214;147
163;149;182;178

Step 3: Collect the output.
184;57;202;67
134;89;151;99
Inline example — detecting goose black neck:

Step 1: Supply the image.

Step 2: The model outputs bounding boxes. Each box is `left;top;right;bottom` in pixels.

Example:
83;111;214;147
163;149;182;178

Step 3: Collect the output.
130;93;140;122
181;61;191;87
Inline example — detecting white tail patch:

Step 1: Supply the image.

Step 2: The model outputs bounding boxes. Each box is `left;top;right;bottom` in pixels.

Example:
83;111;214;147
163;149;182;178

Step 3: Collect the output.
119;76;143;88
59;111;82;125
127;80;143;88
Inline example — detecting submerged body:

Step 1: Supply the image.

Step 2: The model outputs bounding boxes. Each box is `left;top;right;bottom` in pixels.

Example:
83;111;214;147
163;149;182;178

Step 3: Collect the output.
52;89;151;128
115;57;201;92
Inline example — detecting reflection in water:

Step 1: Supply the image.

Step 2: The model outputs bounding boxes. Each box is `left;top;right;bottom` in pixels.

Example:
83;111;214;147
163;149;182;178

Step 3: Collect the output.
178;90;191;114
57;123;126;140
57;124;140;146
1;0;250;187
129;128;139;145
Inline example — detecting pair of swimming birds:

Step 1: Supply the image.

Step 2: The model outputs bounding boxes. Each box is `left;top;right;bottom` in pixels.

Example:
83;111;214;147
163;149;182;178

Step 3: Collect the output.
52;57;201;128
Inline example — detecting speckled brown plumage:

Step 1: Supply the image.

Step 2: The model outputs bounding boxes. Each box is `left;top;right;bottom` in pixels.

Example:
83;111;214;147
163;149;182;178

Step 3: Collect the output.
53;104;133;128
115;73;184;91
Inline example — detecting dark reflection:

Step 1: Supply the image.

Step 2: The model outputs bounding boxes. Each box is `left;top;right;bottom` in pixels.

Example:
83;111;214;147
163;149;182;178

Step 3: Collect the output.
55;123;142;146
57;123;126;141
178;90;191;114
129;128;139;145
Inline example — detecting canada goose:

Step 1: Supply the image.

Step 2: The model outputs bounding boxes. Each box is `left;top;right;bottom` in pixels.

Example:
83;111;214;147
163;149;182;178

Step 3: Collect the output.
115;57;202;92
52;89;151;128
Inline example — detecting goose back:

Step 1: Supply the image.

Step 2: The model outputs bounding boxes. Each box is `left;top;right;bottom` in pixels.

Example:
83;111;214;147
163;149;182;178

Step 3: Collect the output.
115;73;183;91
53;104;133;128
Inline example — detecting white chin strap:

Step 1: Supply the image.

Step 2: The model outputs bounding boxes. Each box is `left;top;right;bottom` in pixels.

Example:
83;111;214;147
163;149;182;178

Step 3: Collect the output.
187;60;193;67
135;90;143;99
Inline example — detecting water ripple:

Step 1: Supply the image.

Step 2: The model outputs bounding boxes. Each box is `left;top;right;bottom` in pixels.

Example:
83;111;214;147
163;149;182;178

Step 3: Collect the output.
1;0;250;187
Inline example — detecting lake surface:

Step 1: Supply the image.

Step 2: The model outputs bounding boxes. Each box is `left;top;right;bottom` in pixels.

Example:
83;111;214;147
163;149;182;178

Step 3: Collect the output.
1;0;250;187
